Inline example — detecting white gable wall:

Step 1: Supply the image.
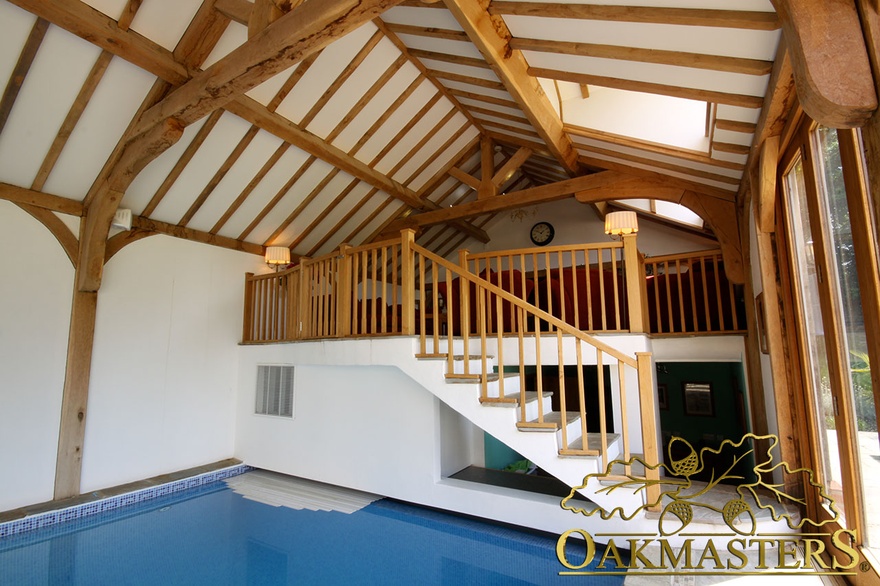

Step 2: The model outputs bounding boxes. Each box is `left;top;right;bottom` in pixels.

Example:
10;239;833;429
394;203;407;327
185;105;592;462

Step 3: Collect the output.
0;202;73;511
81;235;264;492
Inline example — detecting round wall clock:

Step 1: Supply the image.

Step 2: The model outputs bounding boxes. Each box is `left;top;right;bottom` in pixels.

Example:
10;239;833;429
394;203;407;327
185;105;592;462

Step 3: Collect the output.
529;221;555;246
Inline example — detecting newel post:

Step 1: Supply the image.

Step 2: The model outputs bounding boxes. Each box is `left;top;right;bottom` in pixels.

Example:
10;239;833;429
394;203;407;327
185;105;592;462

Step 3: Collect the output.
637;351;661;509
400;229;416;335
242;272;255;343
622;233;645;333
337;244;352;337
297;257;310;340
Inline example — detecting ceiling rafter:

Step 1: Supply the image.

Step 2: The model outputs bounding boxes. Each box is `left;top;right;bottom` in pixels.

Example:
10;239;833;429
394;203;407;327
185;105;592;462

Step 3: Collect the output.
180;124;261;226
11;0;492;249
443;0;582;176
509;38;773;76
238;155;318;241
529;67;765;109
211;142;290;234
0;17;49;137
487;2;780;30
373;17;484;133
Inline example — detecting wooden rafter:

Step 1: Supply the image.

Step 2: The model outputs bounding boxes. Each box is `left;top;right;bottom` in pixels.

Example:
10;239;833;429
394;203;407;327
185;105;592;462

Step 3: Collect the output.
374;18;484;132
530;68;764;109
443;0;581;176
510;38;772;76
0;17;49;136
487;2;780;30
130;0;407;137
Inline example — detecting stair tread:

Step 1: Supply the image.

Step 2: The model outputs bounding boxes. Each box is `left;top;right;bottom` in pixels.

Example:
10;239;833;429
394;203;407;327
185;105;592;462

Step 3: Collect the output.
445;372;519;383
566;432;621;453
528;411;579;425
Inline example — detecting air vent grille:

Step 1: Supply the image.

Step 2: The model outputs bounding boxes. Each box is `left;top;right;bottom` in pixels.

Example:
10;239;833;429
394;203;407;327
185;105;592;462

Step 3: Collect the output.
255;365;294;418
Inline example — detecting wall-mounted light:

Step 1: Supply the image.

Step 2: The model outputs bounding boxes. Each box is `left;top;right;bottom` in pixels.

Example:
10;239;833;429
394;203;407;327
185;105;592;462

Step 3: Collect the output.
265;246;290;272
604;210;639;239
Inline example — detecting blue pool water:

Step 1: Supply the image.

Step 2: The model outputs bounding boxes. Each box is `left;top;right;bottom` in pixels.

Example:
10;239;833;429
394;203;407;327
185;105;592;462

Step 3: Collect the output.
0;479;625;585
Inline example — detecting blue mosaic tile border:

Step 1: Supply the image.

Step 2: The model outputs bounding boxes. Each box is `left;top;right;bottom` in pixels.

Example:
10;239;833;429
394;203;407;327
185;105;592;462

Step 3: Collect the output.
0;464;250;539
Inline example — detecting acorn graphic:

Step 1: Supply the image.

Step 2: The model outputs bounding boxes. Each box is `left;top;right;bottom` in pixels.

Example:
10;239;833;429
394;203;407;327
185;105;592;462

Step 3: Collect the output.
659;501;693;535
722;498;756;535
668;438;699;477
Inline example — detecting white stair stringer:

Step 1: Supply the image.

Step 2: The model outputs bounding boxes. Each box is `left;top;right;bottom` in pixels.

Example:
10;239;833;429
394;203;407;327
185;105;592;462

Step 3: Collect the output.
391;345;646;516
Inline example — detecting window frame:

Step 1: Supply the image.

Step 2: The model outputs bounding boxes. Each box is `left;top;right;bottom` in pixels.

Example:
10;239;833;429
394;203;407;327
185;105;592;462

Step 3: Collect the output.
777;118;880;576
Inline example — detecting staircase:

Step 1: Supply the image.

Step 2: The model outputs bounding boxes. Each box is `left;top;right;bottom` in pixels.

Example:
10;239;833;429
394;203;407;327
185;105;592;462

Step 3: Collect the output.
393;336;647;515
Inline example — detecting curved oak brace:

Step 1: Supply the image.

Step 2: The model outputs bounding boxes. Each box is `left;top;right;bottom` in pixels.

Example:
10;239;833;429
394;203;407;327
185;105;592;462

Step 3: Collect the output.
104;229;157;263
771;0;877;127
575;178;745;284
16;203;79;268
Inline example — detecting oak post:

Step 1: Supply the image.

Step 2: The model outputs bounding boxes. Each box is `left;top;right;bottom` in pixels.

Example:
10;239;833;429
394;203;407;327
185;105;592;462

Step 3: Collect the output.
337;244;353;337
622;233;645;332
400;229;416;335
54;287;98;499
242;272;255;342
298;257;310;339
636;351;661;509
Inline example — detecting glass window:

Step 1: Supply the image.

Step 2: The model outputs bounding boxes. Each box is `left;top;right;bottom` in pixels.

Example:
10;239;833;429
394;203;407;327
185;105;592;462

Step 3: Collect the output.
815;127;878;548
783;154;848;522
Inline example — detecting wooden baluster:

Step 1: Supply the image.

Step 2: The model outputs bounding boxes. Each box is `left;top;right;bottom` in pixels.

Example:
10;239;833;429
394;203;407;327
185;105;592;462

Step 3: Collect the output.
557;250;566;326
544;251;553;331
557;329;568;451
713;254;725;331
528;253;537;334
597;350;608;467
675;259;685;334
615;246;624;330
570;250;580;331
535;315;544;424
360;251;368;335
597;249;607;331
370;248;378;335
700;256;711;332
495;294;504;398
652;262;663;334
458;249;470;372
445;267;454;372
688;259;698;333
576;338;587;455
419;254;426;353
585;249;594;331
728;263;739;331
431;262;439;351
381;246;388;334
479;286;488;401
391;244;400;334
618;360;630;476
664;260;674;333
517;306;527;424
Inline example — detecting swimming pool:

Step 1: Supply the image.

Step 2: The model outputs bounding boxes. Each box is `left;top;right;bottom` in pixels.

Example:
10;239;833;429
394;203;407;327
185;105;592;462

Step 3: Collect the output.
0;475;624;585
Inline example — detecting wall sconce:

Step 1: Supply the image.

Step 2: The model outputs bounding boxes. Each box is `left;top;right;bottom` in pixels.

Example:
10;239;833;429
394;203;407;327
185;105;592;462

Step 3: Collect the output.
265;246;291;272
604;211;639;239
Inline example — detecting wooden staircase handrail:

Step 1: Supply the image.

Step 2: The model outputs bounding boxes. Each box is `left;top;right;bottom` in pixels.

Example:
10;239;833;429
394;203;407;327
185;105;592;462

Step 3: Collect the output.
411;243;638;368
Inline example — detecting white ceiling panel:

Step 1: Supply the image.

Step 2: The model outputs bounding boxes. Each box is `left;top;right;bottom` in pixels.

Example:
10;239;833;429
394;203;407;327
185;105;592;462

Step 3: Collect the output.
186;129;286;233
0;25;101;191
215;146;313;240
381;7;465;30
43;58;156;200
129;0;202;52
150;112;254;224
200;22;247;70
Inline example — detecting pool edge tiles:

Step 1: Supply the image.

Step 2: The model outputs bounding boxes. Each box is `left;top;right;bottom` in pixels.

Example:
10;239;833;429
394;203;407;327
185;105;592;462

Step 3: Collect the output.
0;464;251;539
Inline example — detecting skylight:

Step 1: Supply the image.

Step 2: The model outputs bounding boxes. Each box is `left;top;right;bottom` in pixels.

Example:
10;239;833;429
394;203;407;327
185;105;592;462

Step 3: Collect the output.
540;80;711;153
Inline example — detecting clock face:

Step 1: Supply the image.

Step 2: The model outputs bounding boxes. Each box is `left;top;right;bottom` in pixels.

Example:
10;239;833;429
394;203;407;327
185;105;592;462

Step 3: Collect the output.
530;222;554;246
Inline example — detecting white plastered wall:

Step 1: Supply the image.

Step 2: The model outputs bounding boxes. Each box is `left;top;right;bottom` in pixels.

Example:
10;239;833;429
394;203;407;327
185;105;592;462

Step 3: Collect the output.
80;235;264;492
0;201;74;511
476;198;719;257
